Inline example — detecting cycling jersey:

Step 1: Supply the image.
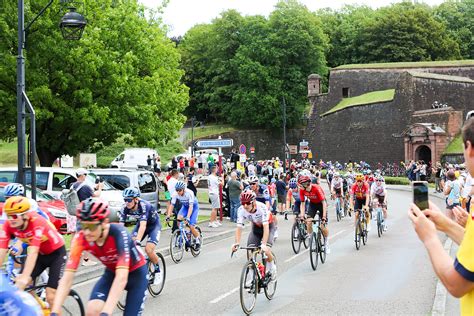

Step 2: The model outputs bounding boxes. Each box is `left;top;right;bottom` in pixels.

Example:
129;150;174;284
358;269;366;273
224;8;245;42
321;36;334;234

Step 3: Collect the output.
245;184;271;204
66;224;146;272
0;212;64;255
237;201;273;227
119;199;159;226
299;184;325;204
371;182;386;196
331;178;343;190
351;182;370;200
289;188;300;201
171;188;198;207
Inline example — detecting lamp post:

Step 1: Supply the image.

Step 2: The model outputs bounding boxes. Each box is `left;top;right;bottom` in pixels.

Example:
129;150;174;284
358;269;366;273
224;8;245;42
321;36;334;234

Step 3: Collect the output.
190;117;202;157
16;0;86;198
281;97;287;173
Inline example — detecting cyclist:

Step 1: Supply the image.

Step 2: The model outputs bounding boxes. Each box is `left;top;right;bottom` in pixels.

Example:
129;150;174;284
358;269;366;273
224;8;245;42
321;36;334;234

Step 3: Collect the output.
0;196;66;308
231;191;277;279
331;172;344;218
286;178;301;216
246;176;278;239
350;174;371;231
120;187;162;272
4;183;49;220
371;175;388;231
166;181;202;250
298;175;330;253
51;198;147;316
326;167;334;191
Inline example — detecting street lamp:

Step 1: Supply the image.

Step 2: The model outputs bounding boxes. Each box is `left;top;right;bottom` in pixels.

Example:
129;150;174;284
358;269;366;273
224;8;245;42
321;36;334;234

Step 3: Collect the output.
17;0;86;198
190;117;202;157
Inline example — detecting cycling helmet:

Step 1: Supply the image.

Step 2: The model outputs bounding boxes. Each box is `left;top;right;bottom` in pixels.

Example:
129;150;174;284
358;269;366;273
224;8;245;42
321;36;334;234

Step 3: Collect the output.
298;175;311;185
271;178;276;184
376;175;385;182
367;169;372;174
260;177;269;185
76;198;110;222
3;196;31;215
240;191;256;204
289;178;297;189
355;174;364;181
4;183;25;197
123;187;140;198
334;172;340;177
248;176;259;184
175;181;186;190
362;170;368;175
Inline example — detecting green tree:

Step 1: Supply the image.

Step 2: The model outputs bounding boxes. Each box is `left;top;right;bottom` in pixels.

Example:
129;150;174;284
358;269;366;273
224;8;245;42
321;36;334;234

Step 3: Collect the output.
357;2;460;63
0;0;188;166
434;0;474;59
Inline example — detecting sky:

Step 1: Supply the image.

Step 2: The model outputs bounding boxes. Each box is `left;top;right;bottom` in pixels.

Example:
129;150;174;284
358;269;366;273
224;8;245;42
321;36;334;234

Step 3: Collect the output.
138;0;446;37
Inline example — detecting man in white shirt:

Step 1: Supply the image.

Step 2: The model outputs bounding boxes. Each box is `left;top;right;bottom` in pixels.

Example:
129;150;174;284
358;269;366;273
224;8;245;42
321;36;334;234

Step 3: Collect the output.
208;166;222;228
166;169;180;232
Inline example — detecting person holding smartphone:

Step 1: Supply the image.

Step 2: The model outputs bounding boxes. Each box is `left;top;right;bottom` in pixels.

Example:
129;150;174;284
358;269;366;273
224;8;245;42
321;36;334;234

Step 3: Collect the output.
409;118;474;315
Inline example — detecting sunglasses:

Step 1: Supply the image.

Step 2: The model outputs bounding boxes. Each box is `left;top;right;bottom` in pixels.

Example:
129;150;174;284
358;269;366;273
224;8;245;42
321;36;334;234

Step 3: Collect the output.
80;222;101;231
124;198;134;203
376;180;382;182
7;213;26;220
357;180;363;183
176;189;184;192
242;202;253;206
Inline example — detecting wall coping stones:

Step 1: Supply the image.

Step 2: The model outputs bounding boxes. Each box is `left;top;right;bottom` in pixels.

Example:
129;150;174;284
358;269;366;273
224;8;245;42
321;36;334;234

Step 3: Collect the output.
408;71;474;84
333;59;474;70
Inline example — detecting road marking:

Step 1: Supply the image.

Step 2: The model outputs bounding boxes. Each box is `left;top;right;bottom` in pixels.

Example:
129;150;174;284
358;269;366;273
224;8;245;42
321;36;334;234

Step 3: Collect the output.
284;229;346;263
431;238;453;316
210;287;239;304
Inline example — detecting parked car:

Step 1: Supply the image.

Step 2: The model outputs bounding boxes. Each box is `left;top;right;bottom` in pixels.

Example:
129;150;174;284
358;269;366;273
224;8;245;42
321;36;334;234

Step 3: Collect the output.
110;148;159;169
89;168;159;210
0;167;124;222
0;182;68;234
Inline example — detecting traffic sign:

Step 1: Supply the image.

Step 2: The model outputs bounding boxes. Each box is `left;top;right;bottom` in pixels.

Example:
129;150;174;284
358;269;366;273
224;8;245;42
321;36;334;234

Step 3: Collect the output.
250;146;255;154
299;140;309;147
239;154;247;162
288;145;298;155
239;144;246;154
195;138;234;148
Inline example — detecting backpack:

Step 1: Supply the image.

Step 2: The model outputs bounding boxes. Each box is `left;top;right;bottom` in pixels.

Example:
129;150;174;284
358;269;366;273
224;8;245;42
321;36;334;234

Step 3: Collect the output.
61;182;86;216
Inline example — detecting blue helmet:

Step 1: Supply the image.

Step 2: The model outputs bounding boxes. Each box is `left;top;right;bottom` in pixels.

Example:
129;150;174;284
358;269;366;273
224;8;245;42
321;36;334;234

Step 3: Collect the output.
289;178;297;189
175;181;186;191
0;274;42;315
122;187;140;198
4;183;24;197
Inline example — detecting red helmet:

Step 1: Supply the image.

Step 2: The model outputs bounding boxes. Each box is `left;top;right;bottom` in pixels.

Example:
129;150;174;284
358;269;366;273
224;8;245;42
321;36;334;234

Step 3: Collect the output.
240;191;256;204
76;198;110;222
298;175;311;185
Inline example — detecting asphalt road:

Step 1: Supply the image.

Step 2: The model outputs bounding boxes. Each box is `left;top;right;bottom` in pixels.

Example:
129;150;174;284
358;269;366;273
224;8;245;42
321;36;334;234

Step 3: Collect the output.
72;188;449;315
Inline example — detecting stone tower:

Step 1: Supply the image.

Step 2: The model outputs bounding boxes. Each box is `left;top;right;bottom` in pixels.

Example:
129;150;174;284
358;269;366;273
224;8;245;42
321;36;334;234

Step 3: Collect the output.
307;74;321;97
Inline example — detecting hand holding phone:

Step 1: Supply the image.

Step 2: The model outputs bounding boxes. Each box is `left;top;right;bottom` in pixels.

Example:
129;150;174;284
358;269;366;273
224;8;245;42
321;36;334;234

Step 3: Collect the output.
413;181;429;211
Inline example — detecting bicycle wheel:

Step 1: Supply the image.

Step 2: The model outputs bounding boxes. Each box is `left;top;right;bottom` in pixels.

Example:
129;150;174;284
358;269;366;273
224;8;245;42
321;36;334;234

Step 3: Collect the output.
170;230;184;263
301;224;309;249
190;226;202;257
264;253;277;300
291;222;301;254
148;252;166;297
336;200;341;222
355;219;361;250
362;220;368;245
319;231;327;264
377;211;383;238
240;261;258;315
309;232;319;270
61;289;85;316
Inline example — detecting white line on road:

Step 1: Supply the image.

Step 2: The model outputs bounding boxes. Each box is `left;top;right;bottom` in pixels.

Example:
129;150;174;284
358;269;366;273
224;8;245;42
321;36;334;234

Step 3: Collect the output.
284;229;346;263
210;287;239;304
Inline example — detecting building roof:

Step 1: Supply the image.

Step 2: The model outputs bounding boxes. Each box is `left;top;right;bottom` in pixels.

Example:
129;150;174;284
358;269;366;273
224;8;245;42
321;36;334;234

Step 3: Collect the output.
416;123;446;134
308;74;322;79
320;89;395;117
333;60;474;70
408;71;474;84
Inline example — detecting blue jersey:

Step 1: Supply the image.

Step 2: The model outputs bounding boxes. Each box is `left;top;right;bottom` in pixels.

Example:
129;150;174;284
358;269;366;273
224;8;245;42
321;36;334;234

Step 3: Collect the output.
120;199;160;228
171;188;198;207
244;184;270;204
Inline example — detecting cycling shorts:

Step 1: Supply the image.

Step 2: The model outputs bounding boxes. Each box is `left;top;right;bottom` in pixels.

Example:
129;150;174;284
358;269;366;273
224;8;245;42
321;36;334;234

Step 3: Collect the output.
133;222;161;245
247;222;276;247
178;203;199;225
90;265;147;316
354;198;367;211
306;202;324;219
375;195;385;205
30;245;66;289
333;190;343;198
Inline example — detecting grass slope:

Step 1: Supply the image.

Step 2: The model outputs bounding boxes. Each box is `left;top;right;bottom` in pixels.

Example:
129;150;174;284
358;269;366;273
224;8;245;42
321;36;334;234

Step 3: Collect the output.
334;59;474;70
443;134;463;155
184;124;236;144
321;89;395;117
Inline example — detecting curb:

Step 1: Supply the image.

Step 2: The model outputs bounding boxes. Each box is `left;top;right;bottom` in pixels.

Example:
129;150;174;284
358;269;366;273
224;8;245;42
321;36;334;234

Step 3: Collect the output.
431;238;453;316
73;225;236;285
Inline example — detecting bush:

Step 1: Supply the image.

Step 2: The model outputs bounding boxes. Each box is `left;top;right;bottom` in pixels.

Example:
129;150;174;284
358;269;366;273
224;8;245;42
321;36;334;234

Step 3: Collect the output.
384;176;410;185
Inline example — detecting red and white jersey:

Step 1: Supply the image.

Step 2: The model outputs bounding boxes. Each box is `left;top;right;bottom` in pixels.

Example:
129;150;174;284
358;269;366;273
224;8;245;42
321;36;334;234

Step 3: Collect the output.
237;201;273;227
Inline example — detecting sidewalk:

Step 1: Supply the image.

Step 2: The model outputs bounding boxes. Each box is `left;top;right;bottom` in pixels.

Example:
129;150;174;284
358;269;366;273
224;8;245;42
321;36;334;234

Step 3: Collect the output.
73;219;236;285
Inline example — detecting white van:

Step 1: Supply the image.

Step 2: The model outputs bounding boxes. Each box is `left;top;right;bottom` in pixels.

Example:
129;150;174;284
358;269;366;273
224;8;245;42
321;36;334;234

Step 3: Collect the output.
110;148;158;169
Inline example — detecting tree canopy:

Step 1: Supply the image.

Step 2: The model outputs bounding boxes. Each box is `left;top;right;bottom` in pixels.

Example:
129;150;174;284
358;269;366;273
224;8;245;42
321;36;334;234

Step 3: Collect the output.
0;0;188;166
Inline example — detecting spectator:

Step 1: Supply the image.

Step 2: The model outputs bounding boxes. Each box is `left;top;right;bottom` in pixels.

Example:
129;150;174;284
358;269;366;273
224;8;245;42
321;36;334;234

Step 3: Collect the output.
444;170;463;220
248;161;256;177
146;155;152;167
154;155;161;172
171;156;178;170
208;166;222;228
419;161;427;181
433;162;442;193
166;169;180;232
186;167;199;197
207;153;215;174
226;172;243;223
409;118;474;315
275;174;287;214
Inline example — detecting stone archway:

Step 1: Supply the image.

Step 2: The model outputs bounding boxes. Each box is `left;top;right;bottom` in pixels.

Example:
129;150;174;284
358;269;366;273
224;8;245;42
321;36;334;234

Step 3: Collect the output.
415;145;431;164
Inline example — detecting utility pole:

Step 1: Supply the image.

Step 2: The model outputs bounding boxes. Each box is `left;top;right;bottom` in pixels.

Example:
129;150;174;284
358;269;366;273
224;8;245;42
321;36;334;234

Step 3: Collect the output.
282;97;287;173
191;116;195;156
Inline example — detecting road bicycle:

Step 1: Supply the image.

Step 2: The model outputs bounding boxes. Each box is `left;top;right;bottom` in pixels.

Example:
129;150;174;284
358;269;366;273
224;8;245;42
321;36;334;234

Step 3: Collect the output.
373;201;386;238
169;219;202;263
3;248;84;316
232;246;277;315
309;212;327;270
343;192;350;217
285;211;309;254
117;241;166;310
334;194;343;222
354;207;369;250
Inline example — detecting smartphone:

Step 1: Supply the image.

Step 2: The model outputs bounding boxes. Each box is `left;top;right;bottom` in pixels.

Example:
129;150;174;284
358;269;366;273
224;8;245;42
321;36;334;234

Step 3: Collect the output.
413;181;429;210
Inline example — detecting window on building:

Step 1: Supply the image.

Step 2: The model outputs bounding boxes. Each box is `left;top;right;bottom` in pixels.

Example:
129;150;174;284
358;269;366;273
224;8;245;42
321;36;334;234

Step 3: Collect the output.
342;87;350;98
